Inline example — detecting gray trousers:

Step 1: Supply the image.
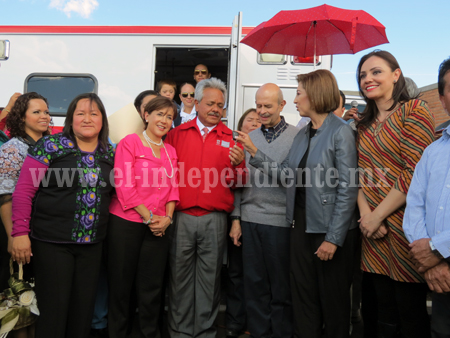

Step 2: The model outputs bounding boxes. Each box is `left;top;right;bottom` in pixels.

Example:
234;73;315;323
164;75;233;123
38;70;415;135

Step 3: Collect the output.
168;211;227;338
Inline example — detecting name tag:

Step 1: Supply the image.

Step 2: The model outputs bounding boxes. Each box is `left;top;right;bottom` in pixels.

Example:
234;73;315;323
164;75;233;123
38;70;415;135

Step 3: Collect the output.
221;140;230;148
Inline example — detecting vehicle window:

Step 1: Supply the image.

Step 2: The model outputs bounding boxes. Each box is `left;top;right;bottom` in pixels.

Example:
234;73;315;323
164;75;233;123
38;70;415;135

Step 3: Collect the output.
0;40;10;60
257;53;287;65
25;73;98;116
291;56;322;66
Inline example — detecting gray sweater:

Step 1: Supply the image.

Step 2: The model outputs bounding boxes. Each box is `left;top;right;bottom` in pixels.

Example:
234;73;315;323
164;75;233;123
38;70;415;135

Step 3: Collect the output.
232;125;299;227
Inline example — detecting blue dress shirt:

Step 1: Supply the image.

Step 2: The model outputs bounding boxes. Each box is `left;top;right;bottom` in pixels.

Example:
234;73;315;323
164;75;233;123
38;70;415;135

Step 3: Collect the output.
404;127;450;258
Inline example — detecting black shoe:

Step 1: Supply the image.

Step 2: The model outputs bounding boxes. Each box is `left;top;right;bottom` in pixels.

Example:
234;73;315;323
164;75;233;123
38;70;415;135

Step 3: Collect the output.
377;321;400;338
226;329;240;338
351;309;362;323
90;328;109;338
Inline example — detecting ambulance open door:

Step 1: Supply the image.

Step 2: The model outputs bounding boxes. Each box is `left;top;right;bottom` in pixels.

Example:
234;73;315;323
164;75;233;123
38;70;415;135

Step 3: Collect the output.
226;12;242;130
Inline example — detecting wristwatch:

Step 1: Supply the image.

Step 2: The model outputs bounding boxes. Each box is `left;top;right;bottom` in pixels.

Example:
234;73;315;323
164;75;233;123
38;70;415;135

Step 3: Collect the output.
429;240;444;259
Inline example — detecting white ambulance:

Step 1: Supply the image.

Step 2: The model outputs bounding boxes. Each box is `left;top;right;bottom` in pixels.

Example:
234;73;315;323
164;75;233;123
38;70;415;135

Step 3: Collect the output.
0;13;332;130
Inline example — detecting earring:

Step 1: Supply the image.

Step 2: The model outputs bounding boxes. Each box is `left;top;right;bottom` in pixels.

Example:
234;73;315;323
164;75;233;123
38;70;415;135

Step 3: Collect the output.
394;80;397;83
146;120;148;122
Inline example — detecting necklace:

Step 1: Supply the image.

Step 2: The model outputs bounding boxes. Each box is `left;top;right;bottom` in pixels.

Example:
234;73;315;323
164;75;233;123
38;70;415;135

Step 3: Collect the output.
143;130;163;146
142;131;174;178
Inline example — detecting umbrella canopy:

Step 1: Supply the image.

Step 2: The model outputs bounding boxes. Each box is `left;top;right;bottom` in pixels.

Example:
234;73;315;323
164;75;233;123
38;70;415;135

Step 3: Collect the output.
241;4;389;57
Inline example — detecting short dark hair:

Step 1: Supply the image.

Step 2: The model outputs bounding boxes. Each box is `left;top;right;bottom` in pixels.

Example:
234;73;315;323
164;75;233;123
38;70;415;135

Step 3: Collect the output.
6;92;51;139
237;108;256;132
339;91;346;109
63;93;109;151
296;70;340;114
143;96;178;129
156;79;177;93
438;57;450;96
134;90;159;112
357;50;414;128
194;64;210;73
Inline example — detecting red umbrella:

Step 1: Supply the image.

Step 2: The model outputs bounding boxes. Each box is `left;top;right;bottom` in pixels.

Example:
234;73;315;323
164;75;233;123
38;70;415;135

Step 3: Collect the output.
241;4;388;63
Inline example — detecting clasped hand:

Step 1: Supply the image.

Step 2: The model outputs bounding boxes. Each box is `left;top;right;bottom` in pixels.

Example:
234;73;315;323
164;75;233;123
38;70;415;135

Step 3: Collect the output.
359;211;388;239
425;261;450;293
409;238;441;273
149;215;171;237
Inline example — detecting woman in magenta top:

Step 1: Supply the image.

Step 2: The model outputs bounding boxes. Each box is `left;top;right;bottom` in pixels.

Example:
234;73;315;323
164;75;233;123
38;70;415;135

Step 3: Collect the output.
107;96;179;338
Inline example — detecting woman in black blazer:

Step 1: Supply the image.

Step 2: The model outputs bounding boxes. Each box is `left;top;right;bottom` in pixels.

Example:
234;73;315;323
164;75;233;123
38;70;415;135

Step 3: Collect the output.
237;70;359;338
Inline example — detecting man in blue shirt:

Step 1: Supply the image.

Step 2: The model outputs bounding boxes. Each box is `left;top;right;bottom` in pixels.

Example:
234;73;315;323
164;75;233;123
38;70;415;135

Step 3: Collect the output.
404;57;450;338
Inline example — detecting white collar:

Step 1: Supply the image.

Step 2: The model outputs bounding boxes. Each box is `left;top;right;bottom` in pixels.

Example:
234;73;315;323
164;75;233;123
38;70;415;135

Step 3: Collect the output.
180;106;196;117
196;117;217;134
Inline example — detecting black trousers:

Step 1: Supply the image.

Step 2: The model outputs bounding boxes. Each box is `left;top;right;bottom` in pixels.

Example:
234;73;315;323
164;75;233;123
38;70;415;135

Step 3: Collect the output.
32;238;103;338
226;222;246;331
107;214;170;338
431;292;450;338
291;207;358;338
361;271;379;338
0;217;10;291
241;221;292;338
367;272;431;338
351;232;363;316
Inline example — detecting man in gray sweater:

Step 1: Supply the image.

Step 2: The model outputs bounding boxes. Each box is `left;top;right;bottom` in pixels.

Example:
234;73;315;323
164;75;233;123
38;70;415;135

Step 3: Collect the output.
230;83;298;338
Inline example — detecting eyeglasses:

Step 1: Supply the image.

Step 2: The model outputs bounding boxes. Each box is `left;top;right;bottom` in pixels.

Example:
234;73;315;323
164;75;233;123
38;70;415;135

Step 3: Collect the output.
194;70;208;75
181;92;195;98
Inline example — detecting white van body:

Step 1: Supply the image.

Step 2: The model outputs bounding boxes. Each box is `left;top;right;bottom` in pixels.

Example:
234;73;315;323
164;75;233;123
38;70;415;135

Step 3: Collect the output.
0;13;332;129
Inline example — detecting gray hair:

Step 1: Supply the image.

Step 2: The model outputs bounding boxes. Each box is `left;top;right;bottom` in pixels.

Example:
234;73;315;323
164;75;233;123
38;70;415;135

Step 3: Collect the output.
195;77;227;103
405;77;420;97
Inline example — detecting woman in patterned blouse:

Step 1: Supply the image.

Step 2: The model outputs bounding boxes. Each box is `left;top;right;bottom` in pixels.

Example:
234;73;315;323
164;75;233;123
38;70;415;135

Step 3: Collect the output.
0;92;51;337
11;93;115;338
357;50;434;338
0;93;51;254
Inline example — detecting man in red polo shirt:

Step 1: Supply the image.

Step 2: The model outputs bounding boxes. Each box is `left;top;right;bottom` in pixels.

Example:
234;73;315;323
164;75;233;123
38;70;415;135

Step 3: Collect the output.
165;77;246;338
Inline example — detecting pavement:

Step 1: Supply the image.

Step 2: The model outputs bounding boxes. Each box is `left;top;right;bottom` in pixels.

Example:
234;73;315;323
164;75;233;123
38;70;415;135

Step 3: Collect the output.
89;307;364;338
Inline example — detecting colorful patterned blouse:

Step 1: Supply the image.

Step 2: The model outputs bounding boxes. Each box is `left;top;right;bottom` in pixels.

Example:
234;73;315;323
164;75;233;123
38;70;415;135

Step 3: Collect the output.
0;137;34;200
12;133;115;244
357;99;435;282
